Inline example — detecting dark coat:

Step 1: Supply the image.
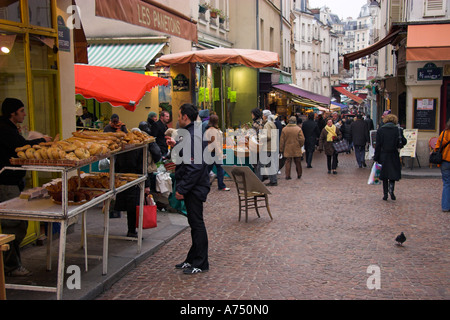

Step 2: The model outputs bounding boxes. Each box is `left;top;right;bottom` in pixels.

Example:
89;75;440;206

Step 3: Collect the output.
365;118;374;131
301;119;320;151
114;148;149;211
350;118;370;146
103;124;128;133
318;126;342;156
174;122;210;202
340;119;353;143
150;119;168;156
373;122;407;181
0;116;46;187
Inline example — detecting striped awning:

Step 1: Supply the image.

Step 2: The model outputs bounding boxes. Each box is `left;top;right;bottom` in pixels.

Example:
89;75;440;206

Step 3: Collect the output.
87;43;166;71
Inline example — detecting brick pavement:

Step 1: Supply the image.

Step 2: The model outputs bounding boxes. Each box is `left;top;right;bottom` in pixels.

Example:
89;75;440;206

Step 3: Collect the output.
97;151;449;300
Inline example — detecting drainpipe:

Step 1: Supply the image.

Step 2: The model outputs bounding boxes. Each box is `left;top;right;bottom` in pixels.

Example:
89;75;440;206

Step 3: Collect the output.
256;0;261;108
256;0;260;50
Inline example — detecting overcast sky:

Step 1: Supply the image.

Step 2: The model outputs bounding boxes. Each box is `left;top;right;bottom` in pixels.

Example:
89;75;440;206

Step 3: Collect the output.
308;0;368;21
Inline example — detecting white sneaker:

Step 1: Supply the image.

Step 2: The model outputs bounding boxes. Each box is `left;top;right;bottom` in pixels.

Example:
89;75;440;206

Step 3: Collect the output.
220;187;230;191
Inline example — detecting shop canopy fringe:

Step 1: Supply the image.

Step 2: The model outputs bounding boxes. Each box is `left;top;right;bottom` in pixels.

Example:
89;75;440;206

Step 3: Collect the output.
74;64;168;112
155;48;280;69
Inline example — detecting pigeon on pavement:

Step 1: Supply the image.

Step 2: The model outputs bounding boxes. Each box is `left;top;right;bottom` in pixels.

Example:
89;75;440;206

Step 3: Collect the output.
395;232;406;246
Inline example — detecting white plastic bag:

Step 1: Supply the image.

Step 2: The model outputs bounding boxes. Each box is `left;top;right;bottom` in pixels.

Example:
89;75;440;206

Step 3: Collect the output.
156;172;172;197
368;162;382;185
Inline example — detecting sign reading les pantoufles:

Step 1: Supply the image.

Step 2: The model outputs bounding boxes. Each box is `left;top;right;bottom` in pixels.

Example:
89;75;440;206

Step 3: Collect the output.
95;0;198;43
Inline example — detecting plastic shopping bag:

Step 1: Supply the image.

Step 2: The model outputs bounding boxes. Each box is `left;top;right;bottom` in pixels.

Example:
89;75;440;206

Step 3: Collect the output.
368;162;382;185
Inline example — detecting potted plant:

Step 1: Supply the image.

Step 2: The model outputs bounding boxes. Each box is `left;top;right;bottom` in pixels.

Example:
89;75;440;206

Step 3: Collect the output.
209;7;220;19
218;10;226;24
199;3;208;14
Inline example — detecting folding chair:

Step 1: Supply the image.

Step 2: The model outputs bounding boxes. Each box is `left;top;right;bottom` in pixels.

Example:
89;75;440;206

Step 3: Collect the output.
231;169;273;223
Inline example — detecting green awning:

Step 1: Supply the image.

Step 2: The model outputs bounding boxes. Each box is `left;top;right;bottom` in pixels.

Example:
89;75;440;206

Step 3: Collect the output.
87;43;166;71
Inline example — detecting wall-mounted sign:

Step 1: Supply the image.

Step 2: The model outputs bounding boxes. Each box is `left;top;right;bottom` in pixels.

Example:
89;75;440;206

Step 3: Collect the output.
57;16;70;52
173;74;189;91
417;63;442;81
413;98;437;131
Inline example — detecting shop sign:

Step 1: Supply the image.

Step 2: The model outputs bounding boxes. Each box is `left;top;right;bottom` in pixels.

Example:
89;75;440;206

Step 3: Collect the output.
57;16;71;52
417;63;442;81
95;0;198;43
173;74;189;91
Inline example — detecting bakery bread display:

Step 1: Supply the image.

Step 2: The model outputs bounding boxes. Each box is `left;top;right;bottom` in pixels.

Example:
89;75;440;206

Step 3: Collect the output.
11;129;154;166
44;172;140;204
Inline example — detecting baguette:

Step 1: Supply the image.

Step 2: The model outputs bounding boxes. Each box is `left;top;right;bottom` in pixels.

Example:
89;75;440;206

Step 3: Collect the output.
72;131;119;143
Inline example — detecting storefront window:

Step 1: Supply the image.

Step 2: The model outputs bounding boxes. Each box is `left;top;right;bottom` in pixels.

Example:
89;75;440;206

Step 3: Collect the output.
0;0;21;24
29;0;52;29
0;31;28;126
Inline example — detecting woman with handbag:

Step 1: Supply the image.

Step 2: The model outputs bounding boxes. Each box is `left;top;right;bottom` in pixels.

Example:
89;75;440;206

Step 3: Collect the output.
374;114;407;201
434;119;450;212
318;118;342;174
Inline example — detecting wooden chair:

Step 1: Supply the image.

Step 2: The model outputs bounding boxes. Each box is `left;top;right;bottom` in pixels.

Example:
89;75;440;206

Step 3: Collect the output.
429;137;438;168
231;169;273;223
1;234;15;300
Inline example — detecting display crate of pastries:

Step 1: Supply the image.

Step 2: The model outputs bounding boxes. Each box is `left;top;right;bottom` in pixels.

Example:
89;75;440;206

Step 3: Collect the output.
44;172;141;205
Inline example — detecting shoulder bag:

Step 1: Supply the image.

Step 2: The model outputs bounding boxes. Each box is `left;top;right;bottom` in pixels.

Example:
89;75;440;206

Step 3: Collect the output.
333;138;349;153
429;130;449;165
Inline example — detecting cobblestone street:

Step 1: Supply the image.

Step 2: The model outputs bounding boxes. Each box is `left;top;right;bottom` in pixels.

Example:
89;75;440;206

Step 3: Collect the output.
97;152;449;300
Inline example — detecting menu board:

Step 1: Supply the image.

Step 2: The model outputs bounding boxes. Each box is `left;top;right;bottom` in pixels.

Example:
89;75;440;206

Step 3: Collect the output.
400;129;419;158
413;98;437;131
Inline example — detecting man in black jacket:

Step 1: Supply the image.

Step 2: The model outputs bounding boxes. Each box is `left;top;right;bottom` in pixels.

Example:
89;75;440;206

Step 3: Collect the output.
150;110;170;157
174;103;210;274
0;98;51;276
350;113;370;168
301;112;320;168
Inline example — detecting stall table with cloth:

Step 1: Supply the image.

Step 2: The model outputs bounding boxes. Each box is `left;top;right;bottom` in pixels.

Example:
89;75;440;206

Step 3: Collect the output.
0;144;148;300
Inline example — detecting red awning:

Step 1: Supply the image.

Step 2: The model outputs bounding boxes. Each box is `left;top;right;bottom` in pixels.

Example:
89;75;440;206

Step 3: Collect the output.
407;24;450;61
343;28;402;70
95;0;198;43
75;64;168;112
155;48;280;69
333;87;364;104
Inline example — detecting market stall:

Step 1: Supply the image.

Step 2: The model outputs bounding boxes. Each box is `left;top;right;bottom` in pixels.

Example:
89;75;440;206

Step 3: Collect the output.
0;131;152;300
155;48;280;130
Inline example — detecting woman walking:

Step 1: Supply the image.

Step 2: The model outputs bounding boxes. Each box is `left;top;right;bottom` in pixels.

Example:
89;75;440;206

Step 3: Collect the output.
204;115;230;191
319;118;342;174
434;119;450;212
374;114;407;201
280;116;305;179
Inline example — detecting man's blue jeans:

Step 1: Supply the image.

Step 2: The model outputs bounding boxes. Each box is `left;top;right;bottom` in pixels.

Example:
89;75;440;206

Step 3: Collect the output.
441;160;450;211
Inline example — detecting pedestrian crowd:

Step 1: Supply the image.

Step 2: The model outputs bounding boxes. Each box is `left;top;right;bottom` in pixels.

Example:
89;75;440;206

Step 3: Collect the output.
2;96;449;280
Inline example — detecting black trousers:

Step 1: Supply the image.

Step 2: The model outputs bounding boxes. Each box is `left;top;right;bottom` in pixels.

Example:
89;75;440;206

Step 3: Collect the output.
326;152;338;171
184;192;209;270
0;184;27;273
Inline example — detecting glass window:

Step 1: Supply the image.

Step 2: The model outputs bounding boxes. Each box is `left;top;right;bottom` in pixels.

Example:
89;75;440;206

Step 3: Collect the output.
0;31;27;125
29;0;52;28
0;0;21;23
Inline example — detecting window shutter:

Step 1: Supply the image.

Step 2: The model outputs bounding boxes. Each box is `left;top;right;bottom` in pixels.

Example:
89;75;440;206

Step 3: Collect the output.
424;0;446;16
390;0;403;22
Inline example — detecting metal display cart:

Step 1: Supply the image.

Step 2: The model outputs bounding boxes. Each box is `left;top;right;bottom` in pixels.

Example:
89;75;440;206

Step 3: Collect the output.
0;143;148;300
